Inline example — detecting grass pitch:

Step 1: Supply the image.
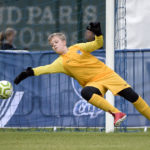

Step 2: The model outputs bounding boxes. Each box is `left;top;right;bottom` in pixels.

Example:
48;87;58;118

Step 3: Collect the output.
0;129;150;150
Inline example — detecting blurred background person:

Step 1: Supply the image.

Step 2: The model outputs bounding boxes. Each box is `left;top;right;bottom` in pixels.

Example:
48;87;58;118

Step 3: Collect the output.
0;28;17;50
85;28;95;42
85;22;103;49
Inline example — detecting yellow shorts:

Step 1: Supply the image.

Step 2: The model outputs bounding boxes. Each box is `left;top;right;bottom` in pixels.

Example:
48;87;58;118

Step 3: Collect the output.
85;72;131;97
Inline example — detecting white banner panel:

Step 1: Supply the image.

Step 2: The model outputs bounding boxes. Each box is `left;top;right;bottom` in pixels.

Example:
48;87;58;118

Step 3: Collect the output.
126;0;150;49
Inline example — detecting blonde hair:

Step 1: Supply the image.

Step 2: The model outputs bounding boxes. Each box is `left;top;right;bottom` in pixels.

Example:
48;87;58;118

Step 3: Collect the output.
5;28;17;37
48;32;66;42
0;28;16;44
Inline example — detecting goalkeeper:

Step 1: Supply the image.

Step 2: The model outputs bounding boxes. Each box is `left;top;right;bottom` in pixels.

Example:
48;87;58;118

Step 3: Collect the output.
14;22;150;127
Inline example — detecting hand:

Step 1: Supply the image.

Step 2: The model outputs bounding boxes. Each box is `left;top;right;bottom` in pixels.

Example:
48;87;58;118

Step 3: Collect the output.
86;22;102;36
14;67;34;85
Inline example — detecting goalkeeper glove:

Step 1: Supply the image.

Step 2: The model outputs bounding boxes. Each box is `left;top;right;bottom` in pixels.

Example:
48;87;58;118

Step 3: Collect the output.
14;67;34;85
86;22;102;36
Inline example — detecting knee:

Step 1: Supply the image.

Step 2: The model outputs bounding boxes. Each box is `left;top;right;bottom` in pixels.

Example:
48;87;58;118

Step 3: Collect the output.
81;86;102;101
118;87;139;103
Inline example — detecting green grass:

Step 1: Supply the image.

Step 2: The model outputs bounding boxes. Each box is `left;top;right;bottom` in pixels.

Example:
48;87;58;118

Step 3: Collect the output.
0;129;150;150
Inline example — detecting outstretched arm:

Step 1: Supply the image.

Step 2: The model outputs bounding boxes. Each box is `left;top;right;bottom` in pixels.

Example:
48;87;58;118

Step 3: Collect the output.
74;22;103;52
33;56;65;76
75;35;103;53
14;56;66;84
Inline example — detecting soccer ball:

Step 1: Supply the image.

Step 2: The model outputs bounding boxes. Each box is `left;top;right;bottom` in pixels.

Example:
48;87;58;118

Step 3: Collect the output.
0;80;13;99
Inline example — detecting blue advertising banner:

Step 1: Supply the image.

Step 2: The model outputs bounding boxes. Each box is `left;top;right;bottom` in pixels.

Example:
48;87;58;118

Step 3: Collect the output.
0;49;150;127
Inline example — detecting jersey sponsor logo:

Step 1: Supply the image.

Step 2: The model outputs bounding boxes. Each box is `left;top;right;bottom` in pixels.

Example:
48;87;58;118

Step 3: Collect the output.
72;56;105;118
0;91;24;127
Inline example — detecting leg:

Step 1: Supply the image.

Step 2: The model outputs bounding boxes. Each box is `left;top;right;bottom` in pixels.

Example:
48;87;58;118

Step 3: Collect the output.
81;86;120;113
81;86;126;126
97;72;150;120
118;87;150;120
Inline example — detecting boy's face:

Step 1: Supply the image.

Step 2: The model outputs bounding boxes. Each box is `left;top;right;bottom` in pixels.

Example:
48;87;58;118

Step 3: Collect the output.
49;36;66;55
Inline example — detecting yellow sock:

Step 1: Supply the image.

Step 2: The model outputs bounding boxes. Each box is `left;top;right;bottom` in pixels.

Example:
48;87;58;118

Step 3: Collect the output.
89;94;120;113
133;96;150;120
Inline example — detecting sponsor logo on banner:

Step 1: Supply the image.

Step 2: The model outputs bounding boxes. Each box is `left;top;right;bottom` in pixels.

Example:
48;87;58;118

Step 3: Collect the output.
0;91;24;127
73;99;103;119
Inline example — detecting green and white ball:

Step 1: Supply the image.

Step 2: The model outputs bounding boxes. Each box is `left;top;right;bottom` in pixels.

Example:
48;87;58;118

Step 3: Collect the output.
0;80;13;99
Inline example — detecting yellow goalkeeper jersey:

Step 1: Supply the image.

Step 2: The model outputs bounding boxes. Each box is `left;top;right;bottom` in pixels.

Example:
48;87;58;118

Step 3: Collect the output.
33;35;114;86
